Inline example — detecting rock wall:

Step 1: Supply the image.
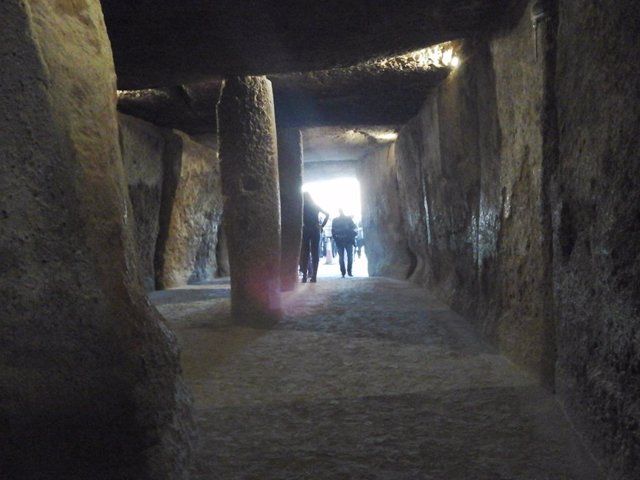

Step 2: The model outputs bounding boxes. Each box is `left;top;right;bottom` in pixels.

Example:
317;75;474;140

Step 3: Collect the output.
215;222;231;277
155;130;223;288
488;1;556;385
362;0;639;476
366;4;554;382
396;71;483;317
552;1;640;477
119;115;223;290
357;145;413;279
0;1;191;478
119;114;165;291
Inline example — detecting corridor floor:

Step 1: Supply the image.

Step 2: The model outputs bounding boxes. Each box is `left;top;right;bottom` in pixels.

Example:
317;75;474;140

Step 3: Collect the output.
151;273;602;480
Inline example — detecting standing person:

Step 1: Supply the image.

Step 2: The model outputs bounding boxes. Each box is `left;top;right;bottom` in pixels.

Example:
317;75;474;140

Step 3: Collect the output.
331;209;357;278
300;192;329;283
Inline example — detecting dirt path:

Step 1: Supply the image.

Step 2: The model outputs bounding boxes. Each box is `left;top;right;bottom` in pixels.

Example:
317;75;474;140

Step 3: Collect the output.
151;276;601;480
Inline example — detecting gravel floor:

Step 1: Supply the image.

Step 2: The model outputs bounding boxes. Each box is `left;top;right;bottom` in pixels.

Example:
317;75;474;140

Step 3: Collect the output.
151;274;602;480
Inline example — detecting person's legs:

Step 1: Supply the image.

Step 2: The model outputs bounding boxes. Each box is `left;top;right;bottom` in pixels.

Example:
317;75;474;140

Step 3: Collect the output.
346;243;354;276
300;231;311;282
336;242;346;277
310;230;320;282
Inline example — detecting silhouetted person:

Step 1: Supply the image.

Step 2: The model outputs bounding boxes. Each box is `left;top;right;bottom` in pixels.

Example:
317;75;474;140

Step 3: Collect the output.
332;209;357;278
300;192;329;283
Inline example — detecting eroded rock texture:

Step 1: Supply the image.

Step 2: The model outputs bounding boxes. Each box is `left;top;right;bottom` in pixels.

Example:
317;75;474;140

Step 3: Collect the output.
363;3;554;385
119;114;166;291
357;146;414;279
155;131;223;288
117;81;223;135
216;222;231;277
361;1;639;476
218;76;283;326
487;4;555;385
0;1;191;477
272;58;448;128
553;1;640;477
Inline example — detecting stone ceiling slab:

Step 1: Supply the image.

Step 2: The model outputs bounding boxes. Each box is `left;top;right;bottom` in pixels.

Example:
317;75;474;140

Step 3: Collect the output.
117;80;222;135
101;0;515;88
116;45;458;135
302;126;398;163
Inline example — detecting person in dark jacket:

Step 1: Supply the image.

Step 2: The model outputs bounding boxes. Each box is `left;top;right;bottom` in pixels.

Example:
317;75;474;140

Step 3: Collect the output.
331;209;357;278
300;192;329;283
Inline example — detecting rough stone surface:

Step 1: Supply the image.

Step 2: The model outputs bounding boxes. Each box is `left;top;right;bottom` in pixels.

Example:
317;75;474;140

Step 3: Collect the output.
101;0;515;88
301;124;400;182
117;80;222;135
394;115;435;287
119;113;165;291
218;76;283;326
272;58;448;128
552;1;640;477
0;1;191;477
215;222;231;277
277;128;303;291
151;277;602;479
488;2;555;386
357;145;414;279
360;2;640;476
155;130;223;288
365;6;555;385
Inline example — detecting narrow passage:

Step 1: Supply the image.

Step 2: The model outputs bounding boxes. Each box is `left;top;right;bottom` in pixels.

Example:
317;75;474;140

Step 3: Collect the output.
152;276;601;480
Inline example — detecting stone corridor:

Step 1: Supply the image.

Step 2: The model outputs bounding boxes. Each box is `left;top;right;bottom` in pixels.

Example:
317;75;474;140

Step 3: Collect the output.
152;275;601;479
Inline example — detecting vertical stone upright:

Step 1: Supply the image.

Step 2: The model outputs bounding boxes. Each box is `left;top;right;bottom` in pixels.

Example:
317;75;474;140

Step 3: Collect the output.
154;130;223;289
218;76;283;326
118;113;166;292
553;1;640;476
0;1;191;478
277;129;304;291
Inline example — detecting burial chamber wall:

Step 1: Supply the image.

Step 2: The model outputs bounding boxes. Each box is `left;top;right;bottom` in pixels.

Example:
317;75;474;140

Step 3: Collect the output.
153;129;224;288
356;145;414;280
362;1;553;384
0;1;191;477
361;1;640;476
118;114;224;290
552;1;640;477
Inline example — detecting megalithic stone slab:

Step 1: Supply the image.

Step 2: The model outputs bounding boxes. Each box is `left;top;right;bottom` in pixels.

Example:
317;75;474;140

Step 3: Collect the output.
218;76;283;326
154;129;223;289
277;128;304;291
118;113;166;292
0;1;191;478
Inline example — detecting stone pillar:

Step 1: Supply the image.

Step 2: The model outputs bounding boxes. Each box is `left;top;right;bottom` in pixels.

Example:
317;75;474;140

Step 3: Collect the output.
218;76;282;326
0;1;190;477
277;129;303;291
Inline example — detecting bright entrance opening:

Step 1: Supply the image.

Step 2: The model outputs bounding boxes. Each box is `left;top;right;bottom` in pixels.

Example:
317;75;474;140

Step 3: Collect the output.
302;177;368;278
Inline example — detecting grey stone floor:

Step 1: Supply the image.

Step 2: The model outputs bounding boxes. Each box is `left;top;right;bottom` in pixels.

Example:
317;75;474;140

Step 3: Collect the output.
151;272;602;480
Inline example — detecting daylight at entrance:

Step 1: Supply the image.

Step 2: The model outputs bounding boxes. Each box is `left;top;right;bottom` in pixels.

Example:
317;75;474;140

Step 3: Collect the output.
302;177;362;222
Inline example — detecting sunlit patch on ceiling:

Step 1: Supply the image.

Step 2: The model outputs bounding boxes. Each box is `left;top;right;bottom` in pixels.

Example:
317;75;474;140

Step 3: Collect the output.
317;41;463;75
117;88;160;99
409;42;461;70
370;131;398;142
